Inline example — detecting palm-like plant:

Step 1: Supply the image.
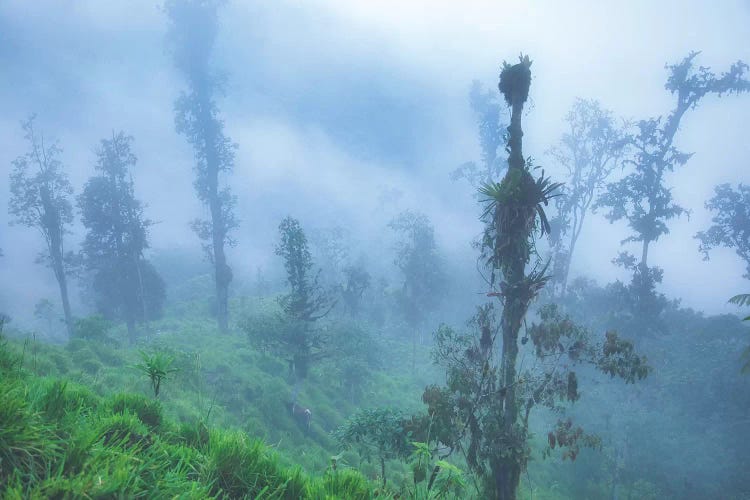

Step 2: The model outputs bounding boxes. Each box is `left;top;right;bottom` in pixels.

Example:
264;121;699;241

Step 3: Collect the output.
729;294;750;374
135;350;178;398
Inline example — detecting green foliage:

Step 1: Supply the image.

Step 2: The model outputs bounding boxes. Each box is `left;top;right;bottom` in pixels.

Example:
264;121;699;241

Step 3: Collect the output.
135;350;178;398
110;392;163;429
204;429;306;498
729;293;750;373
335;407;413;486
0;380;59;490
389;210;445;327
72;314;113;341
167;0;238;332
32;379;99;421
276;216;335;323
479;164;561;285
78;132;165;342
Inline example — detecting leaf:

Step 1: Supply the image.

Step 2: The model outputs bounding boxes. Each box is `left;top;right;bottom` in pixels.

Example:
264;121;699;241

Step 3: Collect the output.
728;294;750;307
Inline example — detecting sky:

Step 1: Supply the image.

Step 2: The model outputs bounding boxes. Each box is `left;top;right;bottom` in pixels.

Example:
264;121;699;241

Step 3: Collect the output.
0;0;749;323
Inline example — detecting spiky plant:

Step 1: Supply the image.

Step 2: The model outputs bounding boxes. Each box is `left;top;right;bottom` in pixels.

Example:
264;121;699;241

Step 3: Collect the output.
134;350;178;398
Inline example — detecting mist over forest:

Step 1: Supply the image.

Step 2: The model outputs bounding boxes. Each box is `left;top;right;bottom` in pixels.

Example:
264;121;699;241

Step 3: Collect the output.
0;1;748;499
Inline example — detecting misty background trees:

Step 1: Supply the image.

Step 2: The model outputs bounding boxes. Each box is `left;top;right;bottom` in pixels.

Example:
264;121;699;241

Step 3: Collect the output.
596;52;750;329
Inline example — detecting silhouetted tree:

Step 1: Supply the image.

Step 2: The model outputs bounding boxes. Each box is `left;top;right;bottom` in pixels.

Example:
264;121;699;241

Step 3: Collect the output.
547;98;628;296
426;55;647;500
269;216;335;378
597;52;749;322
341;264;371;316
78;132;165;344
276;217;335;324
389;210;444;366
8;116;74;337
166;0;238;333
452;80;507;190
696;183;750;279
33;298;56;336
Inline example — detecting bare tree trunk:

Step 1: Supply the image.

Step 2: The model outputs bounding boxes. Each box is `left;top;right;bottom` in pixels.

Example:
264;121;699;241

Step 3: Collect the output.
42;186;73;338
53;257;73;338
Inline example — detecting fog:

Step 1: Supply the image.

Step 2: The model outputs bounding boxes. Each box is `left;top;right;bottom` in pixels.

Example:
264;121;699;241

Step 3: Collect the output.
1;0;748;322
1;2;750;498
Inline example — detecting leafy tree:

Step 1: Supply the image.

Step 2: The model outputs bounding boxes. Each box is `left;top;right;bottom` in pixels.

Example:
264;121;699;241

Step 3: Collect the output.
33;299;56;336
309;226;351;287
547;98;628;296
166;0;238;333
78;132;165;344
451;80;507;190
340;264;371;316
276;217;335;324
334;407;412;487
597;52;749;323
389;210;444;357
8;116;75;337
246;217;335;379
72;314;113;342
696;183;750;279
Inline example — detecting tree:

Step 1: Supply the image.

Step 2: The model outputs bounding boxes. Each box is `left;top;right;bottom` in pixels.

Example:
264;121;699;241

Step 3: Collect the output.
424;304;648;499
547;98;628;296
451;81;507;190
166;0;238;333
389;210;444;336
247;216;335;379
33;298;56;337
341;264;371;316
8;116;75;337
334;407;413;487
78;132;165;344
597;52;749;322
427;54;649;500
276;217;335;324
696;183;750;279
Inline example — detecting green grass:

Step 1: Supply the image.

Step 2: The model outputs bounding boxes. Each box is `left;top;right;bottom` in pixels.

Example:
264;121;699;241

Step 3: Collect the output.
0;294;625;499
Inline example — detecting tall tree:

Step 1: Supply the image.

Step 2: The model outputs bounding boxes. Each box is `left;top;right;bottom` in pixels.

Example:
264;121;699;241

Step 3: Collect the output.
8;116;74;337
696;183;750;280
547;98;628;296
78;132;165;344
451;80;507;190
597;52;749;320
166;0;238;332
477;54;559;499
420;56;647;500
